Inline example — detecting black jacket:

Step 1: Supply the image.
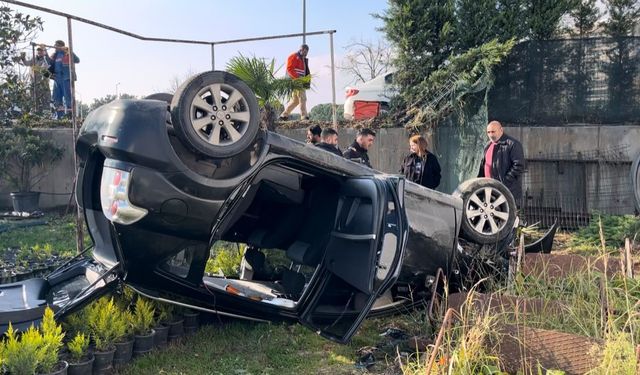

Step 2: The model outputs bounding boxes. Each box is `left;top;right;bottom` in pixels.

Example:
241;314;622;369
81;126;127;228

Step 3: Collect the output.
315;142;342;157
477;133;526;201
400;152;441;189
343;141;371;168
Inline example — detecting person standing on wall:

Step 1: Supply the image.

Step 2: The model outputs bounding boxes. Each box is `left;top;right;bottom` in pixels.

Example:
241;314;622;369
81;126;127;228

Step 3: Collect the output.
50;40;79;120
478;120;526;205
279;44;310;121
19;44;51;114
400;134;441;189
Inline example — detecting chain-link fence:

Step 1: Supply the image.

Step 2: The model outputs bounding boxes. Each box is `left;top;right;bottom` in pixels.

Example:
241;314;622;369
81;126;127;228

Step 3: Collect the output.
519;145;634;229
489;37;640;125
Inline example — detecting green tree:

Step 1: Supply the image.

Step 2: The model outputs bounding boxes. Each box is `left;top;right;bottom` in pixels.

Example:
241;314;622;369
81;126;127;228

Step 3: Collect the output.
376;0;456;100
454;0;501;51
603;0;639;37
226;54;307;131
527;0;577;40
309;103;344;121
495;0;529;41
569;0;602;37
0;5;43;124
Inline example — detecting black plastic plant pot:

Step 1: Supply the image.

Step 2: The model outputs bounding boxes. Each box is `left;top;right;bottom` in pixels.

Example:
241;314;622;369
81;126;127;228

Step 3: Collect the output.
40;360;69;375
133;329;155;358
113;337;134;368
93;347;115;375
10;191;40;213
153;324;169;348
183;310;200;334
68;354;94;375
167;319;184;341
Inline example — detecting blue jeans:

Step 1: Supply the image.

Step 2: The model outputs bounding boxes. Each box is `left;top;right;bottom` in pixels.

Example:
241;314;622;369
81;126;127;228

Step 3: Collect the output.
52;78;71;118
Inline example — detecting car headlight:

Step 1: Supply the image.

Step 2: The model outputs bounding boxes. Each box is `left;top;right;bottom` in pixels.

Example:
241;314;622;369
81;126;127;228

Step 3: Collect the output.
100;166;148;225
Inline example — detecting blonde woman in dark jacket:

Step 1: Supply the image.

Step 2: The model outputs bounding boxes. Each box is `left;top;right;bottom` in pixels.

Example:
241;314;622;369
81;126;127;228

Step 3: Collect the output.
400;135;441;189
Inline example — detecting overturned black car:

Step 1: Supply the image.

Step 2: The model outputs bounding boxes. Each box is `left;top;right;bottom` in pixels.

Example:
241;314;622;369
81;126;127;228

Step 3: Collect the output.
0;72;525;343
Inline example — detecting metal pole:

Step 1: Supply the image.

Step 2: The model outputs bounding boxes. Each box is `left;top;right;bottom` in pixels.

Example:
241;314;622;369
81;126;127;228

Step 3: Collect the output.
302;0;306;44
330;31;337;128
30;43;36;111
211;43;215;70
67;17;84;254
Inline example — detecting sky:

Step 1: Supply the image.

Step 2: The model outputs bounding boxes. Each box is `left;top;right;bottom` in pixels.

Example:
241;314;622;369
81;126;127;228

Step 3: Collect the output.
9;0;390;110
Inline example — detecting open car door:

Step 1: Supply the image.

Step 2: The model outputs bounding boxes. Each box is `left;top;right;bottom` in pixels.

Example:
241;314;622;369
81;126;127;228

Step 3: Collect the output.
300;177;407;343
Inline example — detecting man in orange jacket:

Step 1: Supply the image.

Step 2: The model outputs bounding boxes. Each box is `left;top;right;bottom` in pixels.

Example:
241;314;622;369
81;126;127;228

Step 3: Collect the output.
279;44;310;120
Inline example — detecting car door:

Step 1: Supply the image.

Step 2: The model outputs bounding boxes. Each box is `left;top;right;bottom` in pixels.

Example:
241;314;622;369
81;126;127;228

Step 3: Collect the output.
299;177;406;343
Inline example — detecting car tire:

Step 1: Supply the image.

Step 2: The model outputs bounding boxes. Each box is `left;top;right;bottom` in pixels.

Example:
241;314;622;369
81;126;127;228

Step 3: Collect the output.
145;92;173;104
453;178;517;244
171;71;260;158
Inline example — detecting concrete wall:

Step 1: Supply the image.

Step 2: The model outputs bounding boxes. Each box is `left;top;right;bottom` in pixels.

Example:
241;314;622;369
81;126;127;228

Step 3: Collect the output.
2;126;638;213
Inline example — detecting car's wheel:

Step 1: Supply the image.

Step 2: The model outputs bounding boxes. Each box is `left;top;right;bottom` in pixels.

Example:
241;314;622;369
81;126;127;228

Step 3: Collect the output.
454;178;517;244
145;92;173;104
171;71;260;158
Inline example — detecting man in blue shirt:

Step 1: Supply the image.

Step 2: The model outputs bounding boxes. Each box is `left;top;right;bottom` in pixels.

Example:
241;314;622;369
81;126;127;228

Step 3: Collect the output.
50;40;79;119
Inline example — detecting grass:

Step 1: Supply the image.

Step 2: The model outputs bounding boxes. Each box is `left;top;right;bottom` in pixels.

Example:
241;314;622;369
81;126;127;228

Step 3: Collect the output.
0;214;82;256
119;316;418;375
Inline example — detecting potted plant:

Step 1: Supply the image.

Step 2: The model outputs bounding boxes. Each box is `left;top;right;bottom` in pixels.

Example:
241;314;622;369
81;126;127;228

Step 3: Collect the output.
39;307;67;375
183;308;201;334
113;309;134;368
3;308;67;375
152;300;172;349
130;297;156;357
3;323;42;375
67;333;94;375
87;297;119;375
0;123;65;212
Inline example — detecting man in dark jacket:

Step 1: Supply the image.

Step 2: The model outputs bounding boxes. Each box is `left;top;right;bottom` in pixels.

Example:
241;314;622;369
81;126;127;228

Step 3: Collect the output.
478;121;526;203
343;128;376;168
315;128;342;156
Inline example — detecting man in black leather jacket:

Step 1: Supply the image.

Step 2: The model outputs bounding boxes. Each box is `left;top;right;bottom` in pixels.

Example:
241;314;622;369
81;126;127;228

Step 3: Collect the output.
478;121;526;203
343;128;376;168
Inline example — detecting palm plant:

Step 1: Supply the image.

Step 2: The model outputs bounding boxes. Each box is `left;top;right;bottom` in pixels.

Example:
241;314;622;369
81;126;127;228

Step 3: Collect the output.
226;54;309;131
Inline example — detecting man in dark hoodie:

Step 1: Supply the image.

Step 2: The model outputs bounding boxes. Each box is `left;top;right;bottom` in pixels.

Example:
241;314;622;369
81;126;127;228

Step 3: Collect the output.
315;128;342;156
343;128;376;168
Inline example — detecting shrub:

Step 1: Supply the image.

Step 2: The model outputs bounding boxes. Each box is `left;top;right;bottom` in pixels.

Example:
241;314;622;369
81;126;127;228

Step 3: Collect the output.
154;300;176;323
39;307;65;373
0;124;65;192
3;323;42;375
571;214;640;250
206;241;245;277
131;297;156;335
87;297;120;351
309;103;344;121
67;333;89;363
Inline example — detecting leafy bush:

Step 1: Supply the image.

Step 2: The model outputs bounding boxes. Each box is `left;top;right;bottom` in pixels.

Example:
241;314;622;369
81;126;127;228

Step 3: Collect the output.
67;333;89;363
571;215;640;249
309;103;344;121
0;124;65;192
3;323;42;375
87;297;120;351
130;297;156;335
154;300;176;323
39;307;65;373
206;241;245;277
